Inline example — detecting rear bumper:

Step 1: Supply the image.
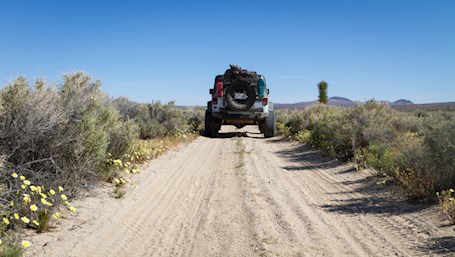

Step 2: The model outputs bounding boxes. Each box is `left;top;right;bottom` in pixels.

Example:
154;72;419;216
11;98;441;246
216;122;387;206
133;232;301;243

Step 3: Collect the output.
212;111;268;120
208;100;273;122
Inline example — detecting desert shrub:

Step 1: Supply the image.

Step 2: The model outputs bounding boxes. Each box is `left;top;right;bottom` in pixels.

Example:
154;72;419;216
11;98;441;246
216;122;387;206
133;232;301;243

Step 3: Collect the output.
183;107;205;133
437;189;455;224
349;101;398;149
148;101;188;136
0;77;68;187
0;72;135;193
277;101;455;199
388;133;434;197
112;97;141;119
107;118;140;160
293;130;311;144
424;119;455;190
59;72;122;177
138;119;168;139
350;101;406;167
357;141;395;174
114;98;193;139
309;106;352;159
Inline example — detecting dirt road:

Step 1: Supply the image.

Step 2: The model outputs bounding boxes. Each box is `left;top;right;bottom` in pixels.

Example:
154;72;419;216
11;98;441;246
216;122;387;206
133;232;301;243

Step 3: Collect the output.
26;126;455;256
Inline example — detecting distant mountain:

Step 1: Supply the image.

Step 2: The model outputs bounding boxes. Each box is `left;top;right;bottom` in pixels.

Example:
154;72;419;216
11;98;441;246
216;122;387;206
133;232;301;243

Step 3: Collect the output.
275;97;414;109
392;99;414;105
328;97;355;107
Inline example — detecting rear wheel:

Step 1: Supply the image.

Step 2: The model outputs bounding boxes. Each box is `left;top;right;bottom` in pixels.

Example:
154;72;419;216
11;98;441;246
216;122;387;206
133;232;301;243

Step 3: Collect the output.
204;111;217;137
263;111;276;138
258;122;265;133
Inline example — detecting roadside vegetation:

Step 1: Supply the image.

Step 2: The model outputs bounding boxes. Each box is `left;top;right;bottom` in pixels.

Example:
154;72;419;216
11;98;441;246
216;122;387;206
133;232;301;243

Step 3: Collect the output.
277;101;455;222
0;72;204;254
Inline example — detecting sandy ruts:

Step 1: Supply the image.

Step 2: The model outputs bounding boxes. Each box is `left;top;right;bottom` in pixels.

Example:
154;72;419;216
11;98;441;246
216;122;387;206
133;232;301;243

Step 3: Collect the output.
26;126;455;257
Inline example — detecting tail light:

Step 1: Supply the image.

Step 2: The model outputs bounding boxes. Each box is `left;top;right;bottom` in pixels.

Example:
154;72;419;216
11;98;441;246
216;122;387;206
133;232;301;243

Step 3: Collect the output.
216;81;224;97
212;97;218;105
262;97;268;105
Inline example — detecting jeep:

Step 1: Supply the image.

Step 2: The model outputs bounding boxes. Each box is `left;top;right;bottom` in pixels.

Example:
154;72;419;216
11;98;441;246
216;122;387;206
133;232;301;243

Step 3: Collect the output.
205;65;276;138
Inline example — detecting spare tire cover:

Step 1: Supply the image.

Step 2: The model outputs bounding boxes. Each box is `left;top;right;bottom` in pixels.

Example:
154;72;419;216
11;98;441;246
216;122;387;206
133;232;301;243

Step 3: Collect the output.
225;80;257;111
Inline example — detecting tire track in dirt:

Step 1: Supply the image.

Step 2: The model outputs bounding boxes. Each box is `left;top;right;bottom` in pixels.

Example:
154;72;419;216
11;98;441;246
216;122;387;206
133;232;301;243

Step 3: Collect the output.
250;134;454;256
72;137;214;257
268;140;449;256
25;126;455;257
243;136;372;256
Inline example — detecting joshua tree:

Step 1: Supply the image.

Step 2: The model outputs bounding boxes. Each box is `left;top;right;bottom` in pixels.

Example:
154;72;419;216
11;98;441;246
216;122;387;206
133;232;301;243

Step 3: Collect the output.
318;81;328;104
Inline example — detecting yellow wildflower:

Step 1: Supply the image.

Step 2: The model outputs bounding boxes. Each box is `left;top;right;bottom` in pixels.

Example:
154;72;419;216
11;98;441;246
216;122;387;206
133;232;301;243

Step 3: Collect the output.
114;178;120;184
113;159;122;166
20;175;25;181
3;218;10;225
21;217;30;224
23;180;31;186
61;194;68;200
10;201;14;207
23;196;31;204
46;201;53;206
21;185;27;189
39;193;47;199
70;206;76;212
21;241;30;248
33;220;39;226
58;186;64;192
49;189;56;195
30;204;38;211
14;213;19;219
64;201;69;206
41;198;47;205
30;185;37;192
11;173;18;178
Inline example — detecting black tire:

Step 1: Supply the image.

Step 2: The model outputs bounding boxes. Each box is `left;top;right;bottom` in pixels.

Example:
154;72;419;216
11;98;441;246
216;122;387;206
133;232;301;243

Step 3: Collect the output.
216;121;222;131
258;122;265;133
225;81;256;111
205;111;217;137
263;111;276;138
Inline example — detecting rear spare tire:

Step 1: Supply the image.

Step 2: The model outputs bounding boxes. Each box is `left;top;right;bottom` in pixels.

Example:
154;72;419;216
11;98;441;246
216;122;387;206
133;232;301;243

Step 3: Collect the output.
225;81;256;111
263;111;276;138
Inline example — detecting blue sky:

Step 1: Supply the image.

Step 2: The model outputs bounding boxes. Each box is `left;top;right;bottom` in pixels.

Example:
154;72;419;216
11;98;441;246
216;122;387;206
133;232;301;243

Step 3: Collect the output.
1;0;454;105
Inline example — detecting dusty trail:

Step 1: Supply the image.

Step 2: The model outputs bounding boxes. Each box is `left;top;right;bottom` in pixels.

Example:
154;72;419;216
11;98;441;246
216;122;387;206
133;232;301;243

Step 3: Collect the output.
26;126;455;257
